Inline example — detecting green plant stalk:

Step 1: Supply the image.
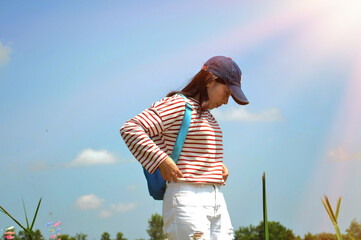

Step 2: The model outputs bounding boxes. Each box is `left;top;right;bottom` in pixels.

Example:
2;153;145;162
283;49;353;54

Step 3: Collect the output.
262;172;269;240
321;200;336;224
22;196;30;229
30;198;42;231
335;197;341;220
334;223;343;240
0;198;42;240
0;206;27;231
322;195;343;240
324;195;337;223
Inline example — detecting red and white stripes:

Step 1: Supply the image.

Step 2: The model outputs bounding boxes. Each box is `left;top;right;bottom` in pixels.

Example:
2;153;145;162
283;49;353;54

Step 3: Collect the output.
120;94;224;184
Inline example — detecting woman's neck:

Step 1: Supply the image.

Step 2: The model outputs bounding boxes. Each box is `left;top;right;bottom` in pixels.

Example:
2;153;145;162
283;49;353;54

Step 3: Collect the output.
193;94;200;101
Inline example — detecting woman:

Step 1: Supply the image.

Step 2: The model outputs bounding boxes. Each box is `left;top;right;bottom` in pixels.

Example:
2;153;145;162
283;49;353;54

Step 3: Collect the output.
120;56;249;240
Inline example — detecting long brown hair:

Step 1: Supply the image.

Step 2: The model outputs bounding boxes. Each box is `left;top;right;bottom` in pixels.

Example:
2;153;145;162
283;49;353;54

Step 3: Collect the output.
167;69;225;113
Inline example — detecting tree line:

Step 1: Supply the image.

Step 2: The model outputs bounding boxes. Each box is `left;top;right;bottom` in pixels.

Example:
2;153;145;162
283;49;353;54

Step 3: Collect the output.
3;214;361;240
234;218;361;240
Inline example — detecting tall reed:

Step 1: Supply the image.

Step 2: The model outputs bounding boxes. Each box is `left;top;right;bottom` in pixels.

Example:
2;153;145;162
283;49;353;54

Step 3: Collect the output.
321;195;342;240
263;172;269;240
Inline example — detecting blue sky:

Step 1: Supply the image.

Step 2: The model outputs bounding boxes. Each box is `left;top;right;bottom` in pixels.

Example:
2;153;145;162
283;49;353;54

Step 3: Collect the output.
1;0;361;239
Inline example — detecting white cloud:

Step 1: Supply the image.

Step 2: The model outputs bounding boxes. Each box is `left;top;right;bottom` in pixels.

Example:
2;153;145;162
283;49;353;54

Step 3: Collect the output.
326;146;361;162
29;160;61;171
126;184;139;191
111;202;136;212
74;193;136;217
98;202;137;218
0;41;11;66
212;107;284;122
30;149;129;170
29;160;49;171
75;194;104;211
98;210;113;218
67;148;118;167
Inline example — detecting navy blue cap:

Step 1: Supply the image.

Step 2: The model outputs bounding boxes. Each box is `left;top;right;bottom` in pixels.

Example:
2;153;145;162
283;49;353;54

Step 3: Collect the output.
204;56;249;105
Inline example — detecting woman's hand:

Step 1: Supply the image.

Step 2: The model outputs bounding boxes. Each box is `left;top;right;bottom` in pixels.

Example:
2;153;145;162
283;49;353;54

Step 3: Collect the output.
158;157;183;182
222;163;229;182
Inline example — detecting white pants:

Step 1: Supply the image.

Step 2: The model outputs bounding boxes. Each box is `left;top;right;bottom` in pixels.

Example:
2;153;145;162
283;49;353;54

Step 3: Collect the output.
162;182;234;240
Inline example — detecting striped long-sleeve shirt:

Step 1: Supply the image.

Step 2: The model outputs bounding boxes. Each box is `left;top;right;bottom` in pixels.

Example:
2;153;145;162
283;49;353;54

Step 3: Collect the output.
120;94;224;184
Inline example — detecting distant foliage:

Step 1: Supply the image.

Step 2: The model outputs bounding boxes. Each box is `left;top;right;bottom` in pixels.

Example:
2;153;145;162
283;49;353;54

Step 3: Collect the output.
313;232;337;240
115;232;127;240
235;221;296;240
301;219;361;240
345;219;361;240
14;229;44;240
234;219;360;240
75;233;87;240
304;232;317;240
234;224;258;240
59;234;70;240
146;213;166;240
100;232;111;240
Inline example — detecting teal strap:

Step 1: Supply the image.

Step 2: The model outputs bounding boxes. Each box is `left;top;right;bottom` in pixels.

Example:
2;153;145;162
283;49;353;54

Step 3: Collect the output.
170;94;193;164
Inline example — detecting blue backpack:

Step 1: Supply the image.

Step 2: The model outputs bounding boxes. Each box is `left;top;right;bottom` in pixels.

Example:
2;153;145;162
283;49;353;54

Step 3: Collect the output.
143;94;193;200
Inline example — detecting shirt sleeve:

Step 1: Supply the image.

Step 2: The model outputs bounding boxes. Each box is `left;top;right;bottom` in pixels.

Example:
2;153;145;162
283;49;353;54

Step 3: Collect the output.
120;95;186;174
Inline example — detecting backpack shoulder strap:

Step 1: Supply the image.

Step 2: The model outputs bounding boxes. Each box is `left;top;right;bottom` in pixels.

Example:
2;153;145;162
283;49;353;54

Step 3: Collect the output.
170;94;193;163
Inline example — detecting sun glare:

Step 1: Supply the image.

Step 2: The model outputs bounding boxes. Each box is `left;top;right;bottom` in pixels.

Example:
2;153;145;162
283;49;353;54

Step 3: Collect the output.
324;0;361;49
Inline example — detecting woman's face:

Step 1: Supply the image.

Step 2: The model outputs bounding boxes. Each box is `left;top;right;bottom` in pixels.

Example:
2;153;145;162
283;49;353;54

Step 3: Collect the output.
206;79;231;110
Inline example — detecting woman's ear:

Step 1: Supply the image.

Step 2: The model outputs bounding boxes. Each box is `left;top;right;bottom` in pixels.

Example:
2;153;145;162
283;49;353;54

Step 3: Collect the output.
206;79;216;88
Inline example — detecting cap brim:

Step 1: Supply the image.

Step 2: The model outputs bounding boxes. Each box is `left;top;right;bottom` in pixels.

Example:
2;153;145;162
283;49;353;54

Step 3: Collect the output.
229;85;249;105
